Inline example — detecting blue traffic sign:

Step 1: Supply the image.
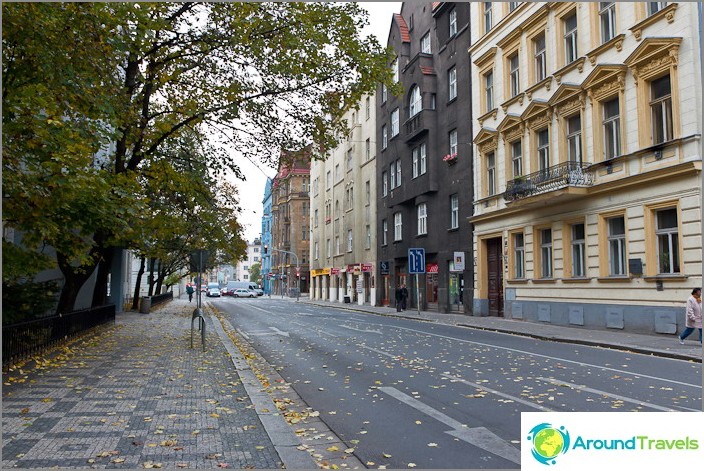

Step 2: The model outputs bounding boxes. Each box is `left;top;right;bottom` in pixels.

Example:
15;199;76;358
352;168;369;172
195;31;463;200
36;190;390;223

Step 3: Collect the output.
408;248;426;274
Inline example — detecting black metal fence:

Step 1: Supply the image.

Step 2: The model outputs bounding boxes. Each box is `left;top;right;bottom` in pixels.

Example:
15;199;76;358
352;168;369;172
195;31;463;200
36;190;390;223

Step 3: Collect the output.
150;291;173;308
2;304;115;367
504;161;594;202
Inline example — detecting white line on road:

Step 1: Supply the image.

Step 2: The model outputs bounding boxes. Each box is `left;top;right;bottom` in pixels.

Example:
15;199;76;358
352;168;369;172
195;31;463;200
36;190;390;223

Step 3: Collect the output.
237;329;250;340
339;325;382;334
442;374;554;412
269;327;289;337
358;344;398;359
378;387;520;464
535;377;677;411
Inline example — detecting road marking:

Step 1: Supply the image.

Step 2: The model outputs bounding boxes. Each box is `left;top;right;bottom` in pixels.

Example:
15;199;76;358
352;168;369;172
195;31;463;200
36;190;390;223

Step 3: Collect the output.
358;344;397;359
339;325;382;334
536;377;677;411
237;329;250;340
442;374;554;412
270;327;289;337
379;387;520;464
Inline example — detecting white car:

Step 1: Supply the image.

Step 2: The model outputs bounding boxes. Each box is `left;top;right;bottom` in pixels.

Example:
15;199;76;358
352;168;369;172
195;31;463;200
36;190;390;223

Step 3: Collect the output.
232;288;255;298
206;287;221;297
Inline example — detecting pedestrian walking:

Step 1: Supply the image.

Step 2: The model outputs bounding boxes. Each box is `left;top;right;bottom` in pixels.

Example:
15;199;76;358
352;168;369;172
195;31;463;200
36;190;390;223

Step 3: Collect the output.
186;284;194;302
401;284;408;311
395;285;403;312
678;287;702;344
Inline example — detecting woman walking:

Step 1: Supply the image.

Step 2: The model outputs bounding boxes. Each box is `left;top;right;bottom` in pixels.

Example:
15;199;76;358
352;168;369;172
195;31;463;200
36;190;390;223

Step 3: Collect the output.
678;288;702;344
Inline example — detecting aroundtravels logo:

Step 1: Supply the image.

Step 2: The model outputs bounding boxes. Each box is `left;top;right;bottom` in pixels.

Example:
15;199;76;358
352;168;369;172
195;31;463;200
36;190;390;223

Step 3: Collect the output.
526;423;571;465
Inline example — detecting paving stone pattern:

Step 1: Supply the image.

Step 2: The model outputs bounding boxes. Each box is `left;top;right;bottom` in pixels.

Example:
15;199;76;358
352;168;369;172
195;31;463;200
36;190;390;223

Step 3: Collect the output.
2;300;282;469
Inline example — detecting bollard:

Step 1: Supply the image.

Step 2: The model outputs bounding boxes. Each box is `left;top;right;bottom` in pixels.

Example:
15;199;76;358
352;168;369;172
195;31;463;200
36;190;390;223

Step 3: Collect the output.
190;308;206;352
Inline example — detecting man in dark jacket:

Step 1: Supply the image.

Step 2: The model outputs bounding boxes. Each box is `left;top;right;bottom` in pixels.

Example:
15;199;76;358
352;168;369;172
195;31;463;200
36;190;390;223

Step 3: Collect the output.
395;285;403;312
400;284;409;310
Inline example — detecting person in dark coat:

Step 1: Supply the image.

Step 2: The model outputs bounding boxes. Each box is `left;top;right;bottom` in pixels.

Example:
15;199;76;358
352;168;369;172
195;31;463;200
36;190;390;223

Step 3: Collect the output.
186;284;195;302
395;285;403;312
401;284;409;311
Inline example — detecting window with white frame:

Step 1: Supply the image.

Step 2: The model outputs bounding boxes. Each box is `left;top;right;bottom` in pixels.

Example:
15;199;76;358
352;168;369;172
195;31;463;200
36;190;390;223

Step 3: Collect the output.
449;9;457;36
421;32;431;54
571;223;586;277
365;97;370;120
382;219;388;245
607;216;626;276
656;208;679;273
314;209;319;227
382;171;388;196
366;225;371;249
392;57;399;82
389;162;396;189
537;128;550;173
409;86;422;117
336;236;340;255
448;67;457;101
366;138;371;160
326;239;331;258
651;74;672;144
567;114;582;164
648;2;667;15
394;212;402;241
450;194;459;229
564;12;578;64
395;158;402;187
314;242;319;260
382;125;388;149
487;151;496;196
513;232;525;278
511;140;522;178
485;70;494;111
599;2;616;44
346;148;353;172
381;83;388;102
412;142;427;178
540;228;553;278
449;129;458;156
347;229;353;252
326;171;331;189
483;2;492;33
391;108;399;136
509;2;520;12
417;203;427;235
510;53;520;97
335;163;340;181
534;33;546;82
603;98;621;159
365;180;370;205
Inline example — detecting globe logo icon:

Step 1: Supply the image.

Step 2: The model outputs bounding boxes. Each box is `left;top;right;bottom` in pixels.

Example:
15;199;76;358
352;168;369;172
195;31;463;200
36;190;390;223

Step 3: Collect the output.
527;423;570;465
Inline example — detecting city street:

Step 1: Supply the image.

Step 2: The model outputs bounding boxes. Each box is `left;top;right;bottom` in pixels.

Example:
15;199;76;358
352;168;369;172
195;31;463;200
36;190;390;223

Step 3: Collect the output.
213;298;703;469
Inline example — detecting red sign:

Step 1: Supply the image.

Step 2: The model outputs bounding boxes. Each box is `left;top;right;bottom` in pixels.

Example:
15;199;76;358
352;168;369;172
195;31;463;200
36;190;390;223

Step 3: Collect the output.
426;263;439;273
362;263;373;272
331;268;340;275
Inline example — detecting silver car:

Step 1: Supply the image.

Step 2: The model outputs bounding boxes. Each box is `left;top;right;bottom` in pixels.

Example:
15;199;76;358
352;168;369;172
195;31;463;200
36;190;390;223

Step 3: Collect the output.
232;288;255;298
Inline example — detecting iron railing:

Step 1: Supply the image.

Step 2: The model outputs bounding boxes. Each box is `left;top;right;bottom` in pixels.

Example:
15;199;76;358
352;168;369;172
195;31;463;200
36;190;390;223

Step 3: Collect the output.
150;291;173;308
2;304;115;367
504;161;594;202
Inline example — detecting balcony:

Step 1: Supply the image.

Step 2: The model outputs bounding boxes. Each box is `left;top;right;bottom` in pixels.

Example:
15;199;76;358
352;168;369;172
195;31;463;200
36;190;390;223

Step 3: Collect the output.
404;110;431;142
504;162;594;203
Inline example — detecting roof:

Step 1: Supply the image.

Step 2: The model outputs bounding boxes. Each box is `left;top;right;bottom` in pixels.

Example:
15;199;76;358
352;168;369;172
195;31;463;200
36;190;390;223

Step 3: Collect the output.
420;66;436;75
393;13;411;43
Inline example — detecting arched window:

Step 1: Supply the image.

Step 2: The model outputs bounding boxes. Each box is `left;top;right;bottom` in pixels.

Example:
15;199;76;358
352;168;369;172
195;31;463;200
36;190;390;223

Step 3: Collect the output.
409;85;422;117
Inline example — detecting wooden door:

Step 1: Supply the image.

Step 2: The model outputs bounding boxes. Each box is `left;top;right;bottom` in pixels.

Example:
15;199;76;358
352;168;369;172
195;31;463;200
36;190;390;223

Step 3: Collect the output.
487;238;504;317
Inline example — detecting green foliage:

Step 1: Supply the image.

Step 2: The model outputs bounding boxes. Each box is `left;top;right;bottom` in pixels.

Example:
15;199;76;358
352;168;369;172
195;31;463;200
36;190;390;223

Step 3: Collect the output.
2;278;61;325
249;263;262;285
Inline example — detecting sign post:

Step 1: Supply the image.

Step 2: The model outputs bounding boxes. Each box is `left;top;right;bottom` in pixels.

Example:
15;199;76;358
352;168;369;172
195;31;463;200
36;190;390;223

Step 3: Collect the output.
408;248;426;316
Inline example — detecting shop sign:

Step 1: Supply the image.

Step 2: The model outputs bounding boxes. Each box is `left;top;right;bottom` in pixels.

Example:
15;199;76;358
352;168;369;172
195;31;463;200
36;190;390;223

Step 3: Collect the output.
311;268;331;277
426;263;439;273
356;279;364;293
452;251;465;272
331;267;341;275
362;263;373;272
380;261;390;275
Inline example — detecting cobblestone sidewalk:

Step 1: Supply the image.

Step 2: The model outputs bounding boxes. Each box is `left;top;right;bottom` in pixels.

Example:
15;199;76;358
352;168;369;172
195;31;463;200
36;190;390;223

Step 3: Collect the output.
2;300;282;469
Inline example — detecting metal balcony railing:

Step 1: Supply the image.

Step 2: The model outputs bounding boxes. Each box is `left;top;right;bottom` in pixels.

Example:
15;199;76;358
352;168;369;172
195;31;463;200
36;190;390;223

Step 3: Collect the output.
504;161;594;202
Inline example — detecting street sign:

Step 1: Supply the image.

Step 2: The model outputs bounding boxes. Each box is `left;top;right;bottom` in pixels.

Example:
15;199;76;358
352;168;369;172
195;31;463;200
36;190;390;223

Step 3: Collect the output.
408;248;426;274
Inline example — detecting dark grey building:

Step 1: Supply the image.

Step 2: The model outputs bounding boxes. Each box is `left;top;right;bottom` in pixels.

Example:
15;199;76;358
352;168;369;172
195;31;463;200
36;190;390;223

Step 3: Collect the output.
376;2;473;313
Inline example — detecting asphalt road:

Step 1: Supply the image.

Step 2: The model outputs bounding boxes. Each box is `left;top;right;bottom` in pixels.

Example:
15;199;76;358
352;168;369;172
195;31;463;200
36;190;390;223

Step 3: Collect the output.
213;298;702;469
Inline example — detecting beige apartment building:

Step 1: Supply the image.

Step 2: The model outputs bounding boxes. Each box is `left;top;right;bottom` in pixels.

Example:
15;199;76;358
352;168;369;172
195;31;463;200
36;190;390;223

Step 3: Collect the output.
469;2;701;334
310;94;378;305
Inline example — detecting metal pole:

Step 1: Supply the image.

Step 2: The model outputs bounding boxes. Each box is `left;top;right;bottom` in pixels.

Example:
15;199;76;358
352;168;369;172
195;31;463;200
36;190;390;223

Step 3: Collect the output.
416;273;421;317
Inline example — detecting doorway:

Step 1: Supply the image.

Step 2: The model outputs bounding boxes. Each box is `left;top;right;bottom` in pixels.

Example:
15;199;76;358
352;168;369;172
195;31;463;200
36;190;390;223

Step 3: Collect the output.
487;237;504;317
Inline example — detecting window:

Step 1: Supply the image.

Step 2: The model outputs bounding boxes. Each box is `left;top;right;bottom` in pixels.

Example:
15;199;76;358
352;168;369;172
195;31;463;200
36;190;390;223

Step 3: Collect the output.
448;67;457;101
485;70;494;111
253;256;259;262
346;149;353;172
509;2;520;12
540;228;553;278
607;216;626;276
389;162;396;189
301;225;308;240
651;74;672;144
487;152;496;196
336;236;340;255
483;2;492;33
365;97;371;120
347;230;353;252
567;115;582;164
365;180;370;205
450;194;459;229
417;203;427;235
412;142;427;178
381;83;388;103
537;128;550;173
335;163;340;181
449;129;458;156
656;208;679;274
394;212;402;241
365;138;371;160
511;140;522;178
509;53;520;97
366;225;371;249
382;171;388;196
314;242;319;260
599;2;616;44
395;158;402;187
314;209;318;227
513;232;525;279
449;9;457;37
648;2;667;15
326;171;331;189
392;57;399;83
534;33;546;82
421;32;431;54
564;13;578;64
391;108;399;137
603;98;621;159
571;223;586;277
382;219;388;245
409;86;422;117
326;239;331;258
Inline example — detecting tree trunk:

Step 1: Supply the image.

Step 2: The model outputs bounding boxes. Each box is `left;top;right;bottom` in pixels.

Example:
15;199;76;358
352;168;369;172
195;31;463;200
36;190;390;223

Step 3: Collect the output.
56;252;98;315
91;246;115;307
155;264;166;295
147;257;156;296
131;256;145;310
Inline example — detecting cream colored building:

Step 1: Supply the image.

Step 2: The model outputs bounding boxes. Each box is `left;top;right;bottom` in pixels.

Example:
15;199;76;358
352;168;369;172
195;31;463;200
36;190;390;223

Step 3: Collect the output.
310;94;378;305
469;2;701;334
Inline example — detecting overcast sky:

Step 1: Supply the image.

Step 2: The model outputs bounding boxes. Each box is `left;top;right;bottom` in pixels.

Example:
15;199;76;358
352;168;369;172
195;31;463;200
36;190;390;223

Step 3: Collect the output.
231;2;402;243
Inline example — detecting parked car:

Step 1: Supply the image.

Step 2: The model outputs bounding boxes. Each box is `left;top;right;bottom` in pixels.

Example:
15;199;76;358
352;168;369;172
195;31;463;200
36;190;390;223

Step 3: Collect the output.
232;288;255;298
206;282;221;297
